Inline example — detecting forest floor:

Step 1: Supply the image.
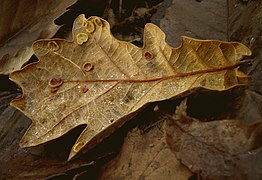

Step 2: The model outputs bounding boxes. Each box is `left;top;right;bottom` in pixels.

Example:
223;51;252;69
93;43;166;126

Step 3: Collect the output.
0;0;262;179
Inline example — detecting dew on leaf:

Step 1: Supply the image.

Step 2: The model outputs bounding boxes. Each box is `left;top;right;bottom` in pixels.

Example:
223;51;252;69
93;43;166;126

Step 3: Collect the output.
39;118;47;125
123;91;134;103
149;143;154;147
82;62;94;72
47;41;59;51
107;95;115;102
77;33;89;45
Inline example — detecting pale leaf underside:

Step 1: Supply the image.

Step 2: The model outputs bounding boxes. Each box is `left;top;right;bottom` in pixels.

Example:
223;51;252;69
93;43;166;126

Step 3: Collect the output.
9;14;251;160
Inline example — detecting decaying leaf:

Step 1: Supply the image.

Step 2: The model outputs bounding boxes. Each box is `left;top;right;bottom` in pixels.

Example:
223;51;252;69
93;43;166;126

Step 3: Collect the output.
237;90;262;124
164;99;262;179
100;128;192;179
9;14;251;160
0;0;77;74
159;0;228;47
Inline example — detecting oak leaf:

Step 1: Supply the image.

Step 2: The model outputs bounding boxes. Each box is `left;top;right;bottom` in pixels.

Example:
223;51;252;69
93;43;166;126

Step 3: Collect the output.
9;14;251;160
101;128;192;179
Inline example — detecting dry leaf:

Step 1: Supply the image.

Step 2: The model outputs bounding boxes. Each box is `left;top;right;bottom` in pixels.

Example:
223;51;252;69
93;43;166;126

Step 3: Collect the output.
158;0;228;47
164;99;262;179
100;128;192;180
0;0;77;74
9;14;251;160
237;90;262;124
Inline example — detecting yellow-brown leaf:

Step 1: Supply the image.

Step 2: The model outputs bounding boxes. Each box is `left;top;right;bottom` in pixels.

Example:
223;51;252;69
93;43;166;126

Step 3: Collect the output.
9;14;251;160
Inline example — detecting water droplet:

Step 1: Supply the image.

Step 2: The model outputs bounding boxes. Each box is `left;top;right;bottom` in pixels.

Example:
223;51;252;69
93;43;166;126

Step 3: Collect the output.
101;126;105;130
46;134;50;138
108;96;114;102
47;41;59;51
249;37;255;45
123;92;133;103
40;119;47;124
82;62;94;72
77;33;89;45
153;105;159;112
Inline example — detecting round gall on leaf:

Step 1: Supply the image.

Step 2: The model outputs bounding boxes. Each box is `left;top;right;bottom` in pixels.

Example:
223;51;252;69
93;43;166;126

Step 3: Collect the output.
83;20;95;33
77;33;89;45
47;41;59;51
49;76;63;88
144;51;154;60
82;62;94;72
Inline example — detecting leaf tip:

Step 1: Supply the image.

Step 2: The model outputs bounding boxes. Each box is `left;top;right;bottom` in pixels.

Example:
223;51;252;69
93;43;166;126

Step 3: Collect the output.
9;72;26;110
19;130;33;148
238;43;252;56
10;98;24;110
68;142;84;161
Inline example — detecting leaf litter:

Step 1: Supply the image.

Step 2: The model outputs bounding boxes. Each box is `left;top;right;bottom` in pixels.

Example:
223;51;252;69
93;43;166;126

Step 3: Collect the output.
0;0;77;74
100;127;193;179
164;98;262;179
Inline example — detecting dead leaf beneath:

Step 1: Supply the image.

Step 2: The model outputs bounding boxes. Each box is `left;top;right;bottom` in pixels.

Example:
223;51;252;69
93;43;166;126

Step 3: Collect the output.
0;0;77;74
100;127;192;180
158;0;228;47
237;90;262;124
164;99;262;179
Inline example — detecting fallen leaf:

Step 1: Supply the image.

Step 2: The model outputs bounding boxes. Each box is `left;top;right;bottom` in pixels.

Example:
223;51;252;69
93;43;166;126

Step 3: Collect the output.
9;14;251;160
100;128;192;180
158;0;228;47
237;90;262;124
164;99;262;179
0;0;77;74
